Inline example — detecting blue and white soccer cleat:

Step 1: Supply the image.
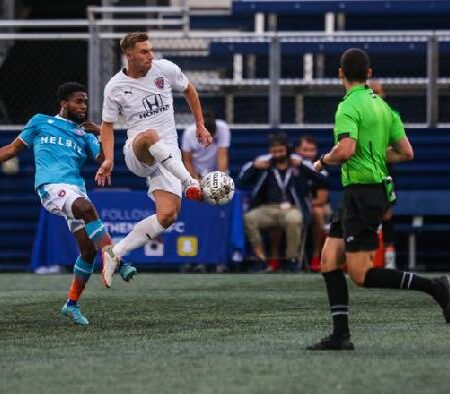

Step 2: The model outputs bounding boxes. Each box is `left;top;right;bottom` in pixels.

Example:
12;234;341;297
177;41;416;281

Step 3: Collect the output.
119;261;137;282
61;302;89;326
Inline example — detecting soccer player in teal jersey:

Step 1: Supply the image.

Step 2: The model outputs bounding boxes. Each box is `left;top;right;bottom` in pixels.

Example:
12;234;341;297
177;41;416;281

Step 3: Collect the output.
0;82;136;325
308;49;450;351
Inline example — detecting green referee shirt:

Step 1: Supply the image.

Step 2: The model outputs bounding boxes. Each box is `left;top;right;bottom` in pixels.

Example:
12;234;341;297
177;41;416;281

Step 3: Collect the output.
333;84;406;187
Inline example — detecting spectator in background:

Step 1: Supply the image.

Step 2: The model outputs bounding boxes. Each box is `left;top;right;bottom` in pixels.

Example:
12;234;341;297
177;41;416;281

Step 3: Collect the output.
240;134;326;272
182;111;231;179
370;80;385;99
181;111;231;273
296;135;330;272
370;80;396;269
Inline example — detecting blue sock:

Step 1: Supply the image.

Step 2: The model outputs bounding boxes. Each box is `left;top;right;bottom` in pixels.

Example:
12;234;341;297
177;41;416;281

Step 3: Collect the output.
67;256;95;304
84;219;112;250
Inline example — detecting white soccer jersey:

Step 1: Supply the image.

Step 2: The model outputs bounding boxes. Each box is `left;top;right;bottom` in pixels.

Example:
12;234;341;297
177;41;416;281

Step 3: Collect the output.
102;59;189;143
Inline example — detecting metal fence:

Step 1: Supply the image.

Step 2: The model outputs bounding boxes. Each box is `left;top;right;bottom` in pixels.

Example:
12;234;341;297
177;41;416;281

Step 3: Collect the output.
1;7;450;127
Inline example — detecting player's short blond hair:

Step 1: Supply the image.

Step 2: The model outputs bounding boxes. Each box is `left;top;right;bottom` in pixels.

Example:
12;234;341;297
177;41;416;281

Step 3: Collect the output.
120;32;149;52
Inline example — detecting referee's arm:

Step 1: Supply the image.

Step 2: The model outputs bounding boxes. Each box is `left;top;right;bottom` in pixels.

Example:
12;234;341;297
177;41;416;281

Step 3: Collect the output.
386;137;414;163
316;136;356;170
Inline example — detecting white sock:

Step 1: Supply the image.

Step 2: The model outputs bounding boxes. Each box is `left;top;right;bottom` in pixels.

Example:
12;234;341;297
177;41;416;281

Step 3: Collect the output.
112;215;165;258
149;140;191;184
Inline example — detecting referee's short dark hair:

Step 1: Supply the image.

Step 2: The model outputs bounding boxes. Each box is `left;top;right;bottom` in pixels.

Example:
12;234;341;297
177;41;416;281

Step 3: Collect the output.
56;82;87;102
340;48;371;82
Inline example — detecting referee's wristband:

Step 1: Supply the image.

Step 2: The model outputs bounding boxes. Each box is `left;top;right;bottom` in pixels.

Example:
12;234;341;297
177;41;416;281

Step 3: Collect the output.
319;154;327;167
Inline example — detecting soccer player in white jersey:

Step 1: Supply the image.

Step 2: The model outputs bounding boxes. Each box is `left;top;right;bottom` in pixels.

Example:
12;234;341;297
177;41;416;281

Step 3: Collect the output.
0;82;136;325
95;32;212;281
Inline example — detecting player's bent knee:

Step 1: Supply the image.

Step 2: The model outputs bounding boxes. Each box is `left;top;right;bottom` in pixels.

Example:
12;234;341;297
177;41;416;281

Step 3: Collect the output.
157;210;178;228
320;254;339;272
137;129;160;147
72;199;97;221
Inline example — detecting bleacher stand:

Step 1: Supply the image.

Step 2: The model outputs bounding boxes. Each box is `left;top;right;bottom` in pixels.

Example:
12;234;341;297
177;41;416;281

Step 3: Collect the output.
2;0;450;270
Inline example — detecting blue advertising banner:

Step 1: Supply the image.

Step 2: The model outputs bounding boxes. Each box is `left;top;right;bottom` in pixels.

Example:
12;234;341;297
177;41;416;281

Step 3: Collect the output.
30;190;245;270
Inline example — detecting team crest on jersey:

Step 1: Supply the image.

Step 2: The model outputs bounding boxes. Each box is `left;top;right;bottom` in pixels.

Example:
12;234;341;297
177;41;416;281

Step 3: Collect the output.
58;190;66;197
154;77;164;90
75;128;85;136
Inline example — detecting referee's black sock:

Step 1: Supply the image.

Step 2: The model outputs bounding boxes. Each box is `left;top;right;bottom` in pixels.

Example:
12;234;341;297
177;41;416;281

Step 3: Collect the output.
323;269;350;338
364;268;434;295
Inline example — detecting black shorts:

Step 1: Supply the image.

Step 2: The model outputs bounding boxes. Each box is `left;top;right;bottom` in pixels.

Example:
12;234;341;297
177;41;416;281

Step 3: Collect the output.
329;184;390;252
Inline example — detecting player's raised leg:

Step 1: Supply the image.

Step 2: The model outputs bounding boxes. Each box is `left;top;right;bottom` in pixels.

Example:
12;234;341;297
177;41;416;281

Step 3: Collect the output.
61;228;97;326
112;190;181;258
347;253;450;323
132;129;202;200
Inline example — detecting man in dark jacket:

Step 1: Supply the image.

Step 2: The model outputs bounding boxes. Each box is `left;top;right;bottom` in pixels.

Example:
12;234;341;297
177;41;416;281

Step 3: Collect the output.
240;134;326;269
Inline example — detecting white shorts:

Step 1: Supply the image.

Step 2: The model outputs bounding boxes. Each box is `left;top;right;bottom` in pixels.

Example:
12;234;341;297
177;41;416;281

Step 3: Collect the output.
124;134;182;200
37;183;89;233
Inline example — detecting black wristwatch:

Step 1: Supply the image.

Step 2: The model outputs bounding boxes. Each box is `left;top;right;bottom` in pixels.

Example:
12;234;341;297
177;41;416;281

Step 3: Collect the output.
319;154;327;167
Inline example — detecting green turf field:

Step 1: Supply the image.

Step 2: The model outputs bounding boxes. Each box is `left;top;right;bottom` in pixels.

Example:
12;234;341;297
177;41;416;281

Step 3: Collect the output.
1;273;449;394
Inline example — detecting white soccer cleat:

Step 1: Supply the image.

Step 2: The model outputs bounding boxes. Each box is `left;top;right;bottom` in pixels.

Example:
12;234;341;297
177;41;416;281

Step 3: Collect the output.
101;245;119;288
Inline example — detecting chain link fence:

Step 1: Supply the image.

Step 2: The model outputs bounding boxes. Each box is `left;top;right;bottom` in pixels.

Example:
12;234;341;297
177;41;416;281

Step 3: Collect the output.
0;38;89;125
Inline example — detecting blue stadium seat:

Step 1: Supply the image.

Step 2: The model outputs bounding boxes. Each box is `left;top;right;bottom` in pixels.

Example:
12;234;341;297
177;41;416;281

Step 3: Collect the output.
2;127;450;269
210;41;427;56
232;1;450;16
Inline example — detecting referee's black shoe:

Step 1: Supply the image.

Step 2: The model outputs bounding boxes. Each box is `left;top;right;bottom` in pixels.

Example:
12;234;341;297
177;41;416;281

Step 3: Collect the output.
432;275;450;323
307;335;354;351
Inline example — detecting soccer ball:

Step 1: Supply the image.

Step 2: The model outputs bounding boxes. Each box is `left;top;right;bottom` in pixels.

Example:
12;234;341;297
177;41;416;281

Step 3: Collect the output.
201;171;235;205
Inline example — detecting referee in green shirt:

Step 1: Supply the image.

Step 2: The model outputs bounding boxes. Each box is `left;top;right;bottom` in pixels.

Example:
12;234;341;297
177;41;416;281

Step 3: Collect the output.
308;48;450;351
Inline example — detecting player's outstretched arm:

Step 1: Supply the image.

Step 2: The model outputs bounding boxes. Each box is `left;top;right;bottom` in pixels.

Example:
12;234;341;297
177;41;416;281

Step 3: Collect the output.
0;138;26;163
95;121;115;187
183;82;212;147
387;137;414;163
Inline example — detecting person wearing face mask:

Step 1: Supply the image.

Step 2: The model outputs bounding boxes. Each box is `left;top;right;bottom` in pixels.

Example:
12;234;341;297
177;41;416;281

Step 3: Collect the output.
239;134;327;271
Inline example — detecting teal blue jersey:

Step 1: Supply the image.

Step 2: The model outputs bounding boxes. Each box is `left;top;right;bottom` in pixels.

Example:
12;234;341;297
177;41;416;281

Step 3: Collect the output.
19;114;101;192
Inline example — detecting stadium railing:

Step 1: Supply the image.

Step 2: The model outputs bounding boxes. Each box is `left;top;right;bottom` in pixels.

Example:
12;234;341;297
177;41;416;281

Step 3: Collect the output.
1;6;450;127
232;0;450;32
232;0;450;16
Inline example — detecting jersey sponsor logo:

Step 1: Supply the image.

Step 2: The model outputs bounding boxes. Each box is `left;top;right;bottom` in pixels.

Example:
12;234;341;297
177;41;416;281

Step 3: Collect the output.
124;89;133;94
39;136;83;154
75;128;85;136
47;119;55;124
143;94;164;111
140;94;170;119
154;77;164;90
